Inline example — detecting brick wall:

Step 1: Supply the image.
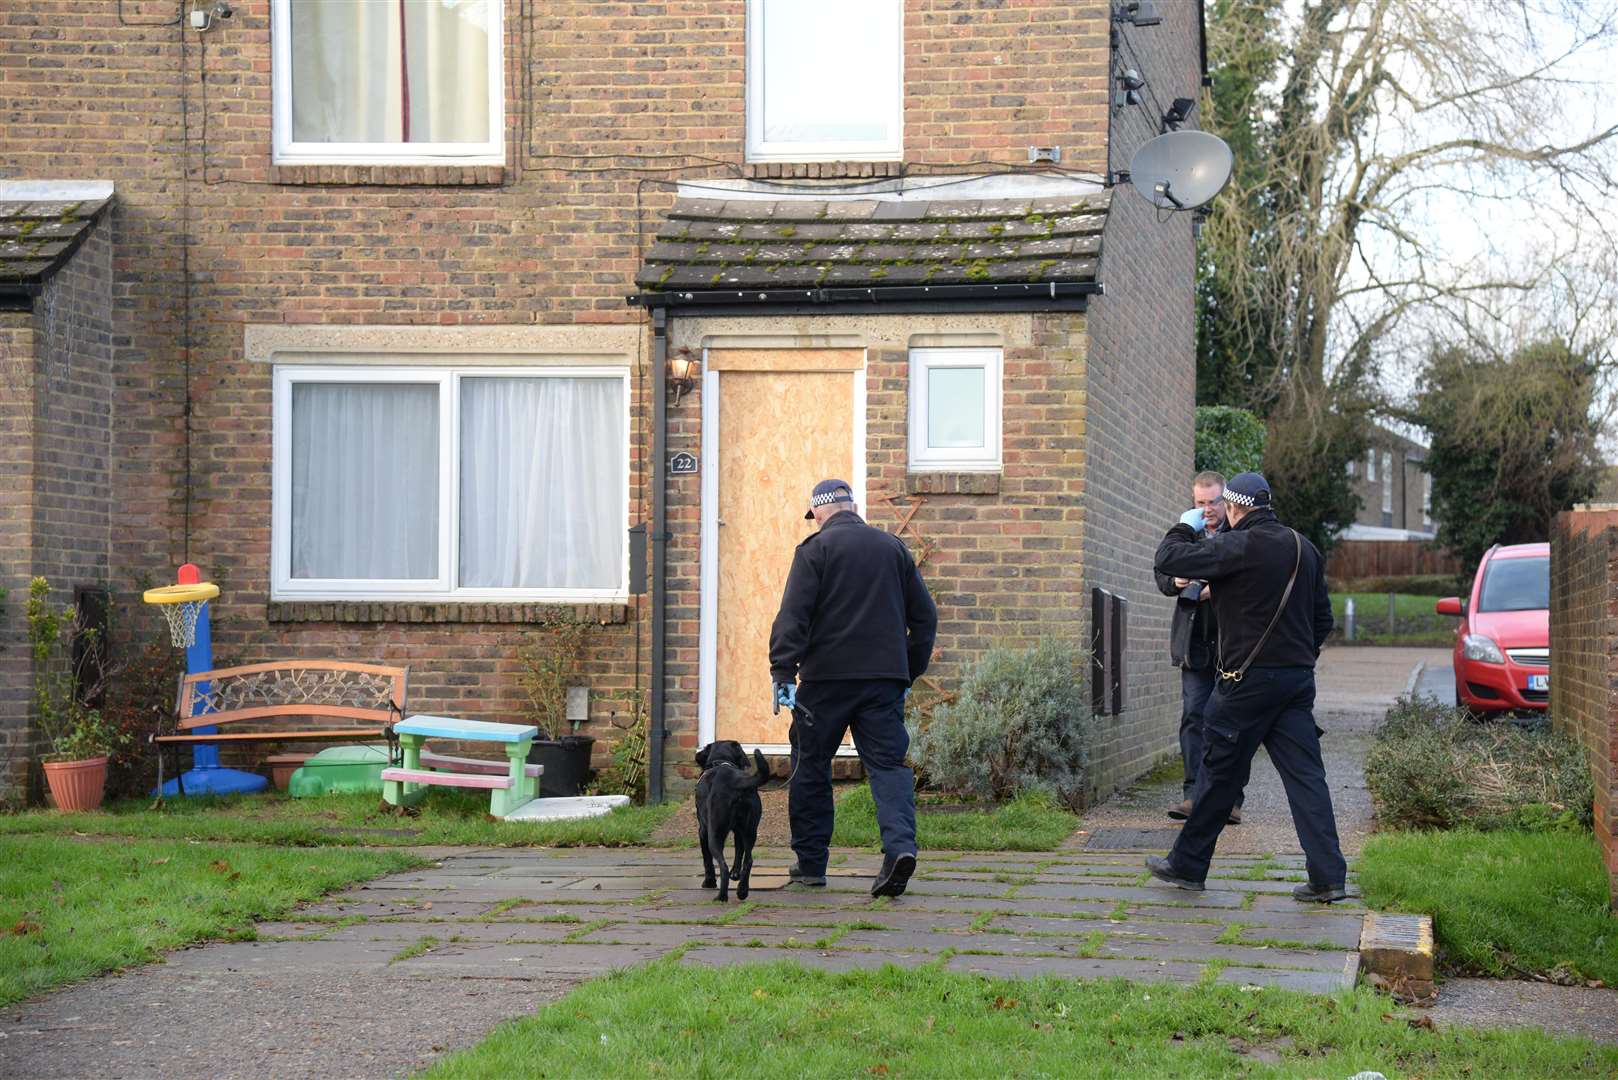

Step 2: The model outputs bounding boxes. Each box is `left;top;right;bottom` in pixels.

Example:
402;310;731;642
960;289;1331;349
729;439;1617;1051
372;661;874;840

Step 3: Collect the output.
0;1;1196;796
1079;4;1202;792
1549;507;1618;908
0;216;115;802
0;314;39;800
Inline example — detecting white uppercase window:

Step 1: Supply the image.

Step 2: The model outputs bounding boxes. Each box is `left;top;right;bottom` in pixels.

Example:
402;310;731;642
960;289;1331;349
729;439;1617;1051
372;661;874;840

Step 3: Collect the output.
1366;450;1377;482
908;348;1002;471
1423;473;1433;528
273;0;503;165
746;0;903;161
273;366;628;601
1381;452;1394;515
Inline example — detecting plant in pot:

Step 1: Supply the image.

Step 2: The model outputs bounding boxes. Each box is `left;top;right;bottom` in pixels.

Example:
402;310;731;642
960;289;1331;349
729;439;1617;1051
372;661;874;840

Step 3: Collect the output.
27;578;128;811
517;614;595;797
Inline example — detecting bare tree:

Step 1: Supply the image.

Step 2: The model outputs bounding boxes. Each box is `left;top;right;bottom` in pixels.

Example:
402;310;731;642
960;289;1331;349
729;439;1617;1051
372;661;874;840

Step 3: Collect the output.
1204;0;1618;397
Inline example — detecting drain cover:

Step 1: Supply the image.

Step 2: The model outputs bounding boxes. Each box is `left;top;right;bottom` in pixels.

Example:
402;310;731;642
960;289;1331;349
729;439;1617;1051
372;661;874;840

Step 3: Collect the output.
1082;827;1181;850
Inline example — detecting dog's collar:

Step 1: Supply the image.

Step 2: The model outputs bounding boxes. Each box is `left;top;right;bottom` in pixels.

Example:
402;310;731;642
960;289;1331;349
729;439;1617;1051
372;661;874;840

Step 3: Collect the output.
700;761;741;772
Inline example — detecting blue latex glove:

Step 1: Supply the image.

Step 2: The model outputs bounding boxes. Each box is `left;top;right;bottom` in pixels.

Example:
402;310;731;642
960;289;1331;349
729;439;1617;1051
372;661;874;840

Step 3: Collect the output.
772;681;797;713
1179;507;1207;531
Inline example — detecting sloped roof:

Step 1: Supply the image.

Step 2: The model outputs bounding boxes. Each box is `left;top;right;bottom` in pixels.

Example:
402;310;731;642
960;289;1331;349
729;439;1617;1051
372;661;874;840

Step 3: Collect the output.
0;185;114;290
634;192;1108;295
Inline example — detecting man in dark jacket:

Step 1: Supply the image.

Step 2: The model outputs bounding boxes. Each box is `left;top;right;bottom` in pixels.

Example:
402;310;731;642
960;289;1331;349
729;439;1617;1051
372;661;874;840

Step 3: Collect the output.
769;479;937;898
1144;472;1349;903
1154;471;1242;824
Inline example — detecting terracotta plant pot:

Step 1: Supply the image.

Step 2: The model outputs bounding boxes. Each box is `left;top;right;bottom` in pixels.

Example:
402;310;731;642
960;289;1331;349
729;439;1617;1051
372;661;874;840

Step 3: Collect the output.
42;756;109;812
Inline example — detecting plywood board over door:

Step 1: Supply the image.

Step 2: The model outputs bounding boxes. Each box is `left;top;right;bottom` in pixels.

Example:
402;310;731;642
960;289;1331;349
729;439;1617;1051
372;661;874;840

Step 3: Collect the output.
704;348;864;748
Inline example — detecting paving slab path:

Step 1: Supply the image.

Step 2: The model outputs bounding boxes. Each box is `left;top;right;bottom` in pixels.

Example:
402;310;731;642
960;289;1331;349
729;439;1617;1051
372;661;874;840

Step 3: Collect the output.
0;844;1364;1080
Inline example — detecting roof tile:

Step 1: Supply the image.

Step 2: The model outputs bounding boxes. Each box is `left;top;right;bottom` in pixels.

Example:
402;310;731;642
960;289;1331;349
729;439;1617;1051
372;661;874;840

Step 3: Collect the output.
634;190;1110;293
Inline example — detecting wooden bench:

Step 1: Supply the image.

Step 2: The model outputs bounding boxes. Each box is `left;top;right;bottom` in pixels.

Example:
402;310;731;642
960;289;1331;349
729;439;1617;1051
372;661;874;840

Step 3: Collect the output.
382;716;541;818
154;661;408;796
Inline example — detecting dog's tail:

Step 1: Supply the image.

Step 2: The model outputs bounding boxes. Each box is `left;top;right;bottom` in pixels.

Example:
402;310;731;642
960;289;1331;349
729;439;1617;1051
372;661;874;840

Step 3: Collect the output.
744;748;772;789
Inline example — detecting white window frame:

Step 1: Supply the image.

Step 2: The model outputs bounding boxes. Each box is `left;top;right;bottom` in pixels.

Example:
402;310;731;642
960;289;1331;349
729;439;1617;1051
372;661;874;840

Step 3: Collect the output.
1381;452;1394;515
271;364;631;602
271;0;505;166
1366;450;1377;483
907;347;1002;472
744;0;903;162
1423;473;1433;528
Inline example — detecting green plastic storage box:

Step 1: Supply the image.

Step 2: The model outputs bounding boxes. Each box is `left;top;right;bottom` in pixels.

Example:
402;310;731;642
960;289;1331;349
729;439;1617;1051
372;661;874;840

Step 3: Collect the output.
287;744;390;797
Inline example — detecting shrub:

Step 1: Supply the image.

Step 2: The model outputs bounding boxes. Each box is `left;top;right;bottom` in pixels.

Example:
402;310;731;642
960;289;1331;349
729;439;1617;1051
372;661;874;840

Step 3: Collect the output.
1338;574;1470;596
1194;405;1265;477
907;640;1092;811
101;639;182;799
1366;696;1593;832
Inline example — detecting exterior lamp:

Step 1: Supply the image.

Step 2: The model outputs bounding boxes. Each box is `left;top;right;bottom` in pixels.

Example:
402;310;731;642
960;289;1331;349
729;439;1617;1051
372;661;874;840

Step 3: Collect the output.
669;347;700;405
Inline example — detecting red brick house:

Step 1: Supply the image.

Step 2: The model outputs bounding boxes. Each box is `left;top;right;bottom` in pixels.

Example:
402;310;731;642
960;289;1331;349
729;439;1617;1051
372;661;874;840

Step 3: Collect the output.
0;1;1204;803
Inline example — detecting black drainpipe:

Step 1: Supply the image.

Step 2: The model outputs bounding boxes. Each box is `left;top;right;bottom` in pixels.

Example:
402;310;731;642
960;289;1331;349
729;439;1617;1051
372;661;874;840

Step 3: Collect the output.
648;307;669;803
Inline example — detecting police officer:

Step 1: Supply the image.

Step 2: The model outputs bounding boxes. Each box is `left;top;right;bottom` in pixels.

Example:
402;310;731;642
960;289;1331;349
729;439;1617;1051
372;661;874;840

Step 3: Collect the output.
769;479;937;898
1144;472;1348;902
1154;471;1243;825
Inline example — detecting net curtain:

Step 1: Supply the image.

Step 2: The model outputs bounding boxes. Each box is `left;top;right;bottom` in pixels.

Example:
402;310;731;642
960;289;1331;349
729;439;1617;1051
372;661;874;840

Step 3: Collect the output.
289;0;491;145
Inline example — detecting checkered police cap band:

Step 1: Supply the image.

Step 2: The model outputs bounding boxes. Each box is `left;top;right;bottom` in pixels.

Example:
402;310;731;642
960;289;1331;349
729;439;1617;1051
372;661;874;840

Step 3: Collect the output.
1224;489;1257;507
1223;471;1271;508
810;489;852;508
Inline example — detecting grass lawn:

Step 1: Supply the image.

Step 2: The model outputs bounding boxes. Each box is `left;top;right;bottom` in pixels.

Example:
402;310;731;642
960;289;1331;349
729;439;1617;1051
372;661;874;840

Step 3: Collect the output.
0;789;676;849
831;787;1079;851
1329;593;1453;646
423;960;1618;1079
1357;829;1617;985
0;834;419;1005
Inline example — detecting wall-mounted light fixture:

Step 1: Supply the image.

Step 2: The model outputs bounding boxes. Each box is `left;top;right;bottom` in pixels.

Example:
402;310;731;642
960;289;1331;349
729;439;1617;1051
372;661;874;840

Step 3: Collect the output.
669;347;700;406
1160;97;1197;133
1117;0;1161;27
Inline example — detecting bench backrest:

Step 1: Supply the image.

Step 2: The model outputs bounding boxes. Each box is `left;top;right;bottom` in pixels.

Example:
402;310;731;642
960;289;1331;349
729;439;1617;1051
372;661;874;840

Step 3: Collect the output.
175;661;408;732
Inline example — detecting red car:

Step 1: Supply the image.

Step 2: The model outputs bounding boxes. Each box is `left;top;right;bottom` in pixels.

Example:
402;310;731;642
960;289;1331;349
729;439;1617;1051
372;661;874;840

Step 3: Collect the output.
1436;542;1549;716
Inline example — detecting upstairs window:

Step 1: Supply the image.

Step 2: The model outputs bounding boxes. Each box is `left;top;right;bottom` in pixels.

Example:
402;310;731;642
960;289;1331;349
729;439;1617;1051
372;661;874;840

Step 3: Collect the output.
273;0;503;165
746;0;903;161
908;348;1002;472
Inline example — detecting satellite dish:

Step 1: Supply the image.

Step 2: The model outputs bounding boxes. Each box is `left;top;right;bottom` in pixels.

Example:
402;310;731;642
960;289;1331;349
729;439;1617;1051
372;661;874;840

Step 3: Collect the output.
1127;130;1233;211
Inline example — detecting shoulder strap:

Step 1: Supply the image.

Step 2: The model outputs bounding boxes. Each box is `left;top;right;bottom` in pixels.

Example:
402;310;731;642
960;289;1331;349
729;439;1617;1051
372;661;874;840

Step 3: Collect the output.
1218;529;1302;683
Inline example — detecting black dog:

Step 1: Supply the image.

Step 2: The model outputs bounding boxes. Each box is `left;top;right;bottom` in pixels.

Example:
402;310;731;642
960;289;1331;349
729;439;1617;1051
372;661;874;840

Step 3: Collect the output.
694;740;770;902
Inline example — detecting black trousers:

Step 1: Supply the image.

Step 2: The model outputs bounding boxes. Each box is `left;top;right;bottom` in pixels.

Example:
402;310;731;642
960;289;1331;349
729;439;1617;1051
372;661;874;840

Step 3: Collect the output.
1168;665;1346;886
789;679;915;876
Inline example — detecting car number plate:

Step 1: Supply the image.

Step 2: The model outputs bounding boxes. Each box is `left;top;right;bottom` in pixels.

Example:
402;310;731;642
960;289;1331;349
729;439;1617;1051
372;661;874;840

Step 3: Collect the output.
1528;674;1549;692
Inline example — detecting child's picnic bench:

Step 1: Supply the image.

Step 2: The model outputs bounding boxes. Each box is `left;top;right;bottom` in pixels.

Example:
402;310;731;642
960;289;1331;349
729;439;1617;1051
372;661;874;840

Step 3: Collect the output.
382;715;542;818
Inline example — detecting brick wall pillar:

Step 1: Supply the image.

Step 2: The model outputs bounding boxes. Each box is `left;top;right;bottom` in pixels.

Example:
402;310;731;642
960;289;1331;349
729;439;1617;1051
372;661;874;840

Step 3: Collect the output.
1549;506;1618;909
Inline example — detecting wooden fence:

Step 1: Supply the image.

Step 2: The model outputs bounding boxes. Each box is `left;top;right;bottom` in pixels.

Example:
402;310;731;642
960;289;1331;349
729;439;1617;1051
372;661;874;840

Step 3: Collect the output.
1326;539;1464;582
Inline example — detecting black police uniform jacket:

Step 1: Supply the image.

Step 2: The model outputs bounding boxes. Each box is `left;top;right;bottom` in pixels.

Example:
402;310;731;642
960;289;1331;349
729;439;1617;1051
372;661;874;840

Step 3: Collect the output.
1154;523;1222;671
768;511;938;685
1153;508;1333;671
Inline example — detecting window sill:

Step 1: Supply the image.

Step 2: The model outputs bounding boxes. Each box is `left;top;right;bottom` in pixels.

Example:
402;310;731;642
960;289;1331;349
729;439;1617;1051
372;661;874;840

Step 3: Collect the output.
271;164;507;187
905;471;1001;495
266;601;629;625
744;161;904;179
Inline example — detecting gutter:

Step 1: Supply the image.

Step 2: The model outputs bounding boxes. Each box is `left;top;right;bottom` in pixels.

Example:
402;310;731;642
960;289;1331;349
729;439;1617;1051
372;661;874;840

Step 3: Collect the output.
647;308;669;804
627;280;1104;309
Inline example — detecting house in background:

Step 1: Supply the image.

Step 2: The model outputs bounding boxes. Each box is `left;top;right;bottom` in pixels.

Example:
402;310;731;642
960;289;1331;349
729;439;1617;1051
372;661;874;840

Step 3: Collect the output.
1342;423;1437;541
0;1;1207;802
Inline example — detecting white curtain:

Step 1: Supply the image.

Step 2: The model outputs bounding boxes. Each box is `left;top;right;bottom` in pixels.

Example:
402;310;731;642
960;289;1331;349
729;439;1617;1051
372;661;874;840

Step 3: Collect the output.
290;0;490;145
459;377;624;590
291;382;439;579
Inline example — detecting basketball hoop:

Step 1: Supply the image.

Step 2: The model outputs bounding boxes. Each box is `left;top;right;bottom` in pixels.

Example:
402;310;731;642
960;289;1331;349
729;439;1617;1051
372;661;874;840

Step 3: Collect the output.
143;582;220;648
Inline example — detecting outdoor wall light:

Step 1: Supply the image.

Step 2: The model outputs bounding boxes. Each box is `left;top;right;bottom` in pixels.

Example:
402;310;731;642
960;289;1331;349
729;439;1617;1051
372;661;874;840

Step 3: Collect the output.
1117;1;1162;27
669;347;700;405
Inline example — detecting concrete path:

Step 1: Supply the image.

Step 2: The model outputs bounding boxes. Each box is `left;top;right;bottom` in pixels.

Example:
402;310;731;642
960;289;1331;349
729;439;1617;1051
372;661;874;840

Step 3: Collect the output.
0;847;1362;1080
1078;647;1448;858
1410;653;1457;706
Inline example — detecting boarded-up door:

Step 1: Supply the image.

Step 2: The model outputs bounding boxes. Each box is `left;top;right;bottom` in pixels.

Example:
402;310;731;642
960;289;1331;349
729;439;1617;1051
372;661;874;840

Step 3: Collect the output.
710;349;862;746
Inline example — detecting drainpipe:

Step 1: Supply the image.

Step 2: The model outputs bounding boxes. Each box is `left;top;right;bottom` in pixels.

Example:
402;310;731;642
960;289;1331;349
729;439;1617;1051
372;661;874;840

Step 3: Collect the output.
648;307;669;803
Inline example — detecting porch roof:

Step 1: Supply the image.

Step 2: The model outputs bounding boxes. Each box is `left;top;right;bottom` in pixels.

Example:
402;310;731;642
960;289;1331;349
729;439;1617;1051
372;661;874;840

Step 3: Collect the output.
0;183;115;292
632;191;1108;299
